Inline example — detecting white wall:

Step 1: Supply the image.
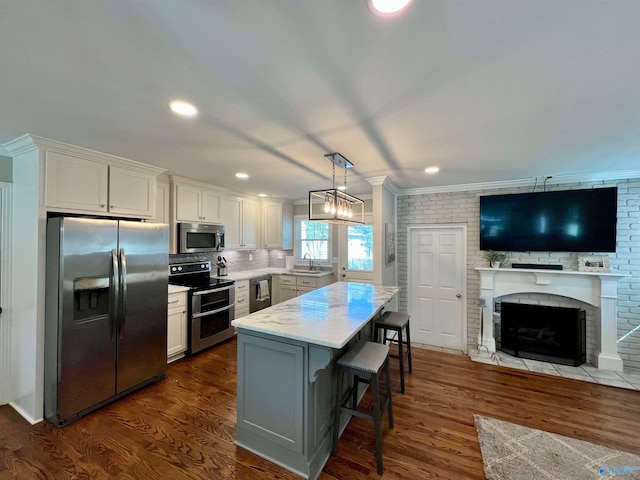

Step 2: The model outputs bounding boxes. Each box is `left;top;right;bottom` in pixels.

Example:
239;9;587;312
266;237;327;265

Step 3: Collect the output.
371;180;397;287
9;146;46;422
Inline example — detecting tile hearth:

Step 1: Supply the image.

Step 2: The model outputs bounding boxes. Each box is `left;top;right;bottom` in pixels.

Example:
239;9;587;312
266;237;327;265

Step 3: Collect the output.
469;349;640;391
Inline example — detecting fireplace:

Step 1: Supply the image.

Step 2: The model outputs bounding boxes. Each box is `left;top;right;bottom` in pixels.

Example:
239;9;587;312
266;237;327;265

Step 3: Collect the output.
476;267;626;371
499;302;586;366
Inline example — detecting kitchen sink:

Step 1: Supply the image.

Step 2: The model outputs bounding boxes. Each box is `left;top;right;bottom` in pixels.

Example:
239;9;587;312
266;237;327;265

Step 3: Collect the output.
292;269;325;275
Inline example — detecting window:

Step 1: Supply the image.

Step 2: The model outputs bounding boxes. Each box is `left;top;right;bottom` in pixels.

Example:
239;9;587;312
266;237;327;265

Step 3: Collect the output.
294;216;331;264
347;224;373;271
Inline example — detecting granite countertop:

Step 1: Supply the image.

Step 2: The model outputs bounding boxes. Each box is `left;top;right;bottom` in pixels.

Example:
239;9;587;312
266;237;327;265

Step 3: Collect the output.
232;282;400;349
212;268;333;282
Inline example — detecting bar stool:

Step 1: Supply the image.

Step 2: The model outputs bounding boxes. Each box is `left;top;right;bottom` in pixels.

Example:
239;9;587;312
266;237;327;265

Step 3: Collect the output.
374;311;412;393
332;341;394;475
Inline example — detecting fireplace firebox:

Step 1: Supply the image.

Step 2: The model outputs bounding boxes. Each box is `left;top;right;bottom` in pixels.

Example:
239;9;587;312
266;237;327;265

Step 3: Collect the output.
499;302;586;367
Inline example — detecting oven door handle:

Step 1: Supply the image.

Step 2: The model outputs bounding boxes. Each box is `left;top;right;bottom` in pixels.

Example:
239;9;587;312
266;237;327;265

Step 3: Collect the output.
193;285;235;296
192;304;235;319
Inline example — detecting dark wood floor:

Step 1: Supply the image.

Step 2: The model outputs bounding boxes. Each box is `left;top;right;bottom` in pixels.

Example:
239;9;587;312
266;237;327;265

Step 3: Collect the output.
2;338;640;479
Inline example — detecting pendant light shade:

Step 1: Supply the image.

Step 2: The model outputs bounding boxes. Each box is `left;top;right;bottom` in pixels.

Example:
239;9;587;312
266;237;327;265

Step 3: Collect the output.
309;153;365;225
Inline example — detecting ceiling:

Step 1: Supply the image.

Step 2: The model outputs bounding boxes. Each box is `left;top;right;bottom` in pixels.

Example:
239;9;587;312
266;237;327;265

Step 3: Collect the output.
1;1;639;200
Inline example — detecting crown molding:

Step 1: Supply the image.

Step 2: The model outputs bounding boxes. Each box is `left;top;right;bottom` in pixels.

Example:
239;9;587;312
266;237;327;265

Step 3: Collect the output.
3;133;166;174
366;176;401;195
399;170;640;196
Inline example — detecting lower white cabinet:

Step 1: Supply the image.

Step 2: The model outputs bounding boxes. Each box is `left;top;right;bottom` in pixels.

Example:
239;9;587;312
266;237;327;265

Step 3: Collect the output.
279;285;297;303
273;274;334;303
235;280;250;319
167;292;188;363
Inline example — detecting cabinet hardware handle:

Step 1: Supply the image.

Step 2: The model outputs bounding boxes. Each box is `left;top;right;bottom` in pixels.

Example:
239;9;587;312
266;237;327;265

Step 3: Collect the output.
202;216;206;220
100;204;106;208
168;299;180;304
341;274;346;278
110;205;115;208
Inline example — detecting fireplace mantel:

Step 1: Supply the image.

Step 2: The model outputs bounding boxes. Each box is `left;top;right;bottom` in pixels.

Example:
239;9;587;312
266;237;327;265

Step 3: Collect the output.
475;267;628;371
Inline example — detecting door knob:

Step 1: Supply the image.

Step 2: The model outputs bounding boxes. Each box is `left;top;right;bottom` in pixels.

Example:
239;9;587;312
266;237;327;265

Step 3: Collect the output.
456;293;462;298
342;267;346;270
341;274;346;278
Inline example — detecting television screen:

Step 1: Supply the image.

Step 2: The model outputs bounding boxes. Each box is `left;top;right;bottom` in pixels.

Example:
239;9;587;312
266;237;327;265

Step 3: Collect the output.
480;187;617;252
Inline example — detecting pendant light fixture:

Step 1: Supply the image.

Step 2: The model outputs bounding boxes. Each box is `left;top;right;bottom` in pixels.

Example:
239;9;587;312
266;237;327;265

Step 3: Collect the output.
309;153;365;225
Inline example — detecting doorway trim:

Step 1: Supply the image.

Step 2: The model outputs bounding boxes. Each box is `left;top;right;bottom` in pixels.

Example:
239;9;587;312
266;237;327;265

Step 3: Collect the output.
0;182;13;405
407;224;468;353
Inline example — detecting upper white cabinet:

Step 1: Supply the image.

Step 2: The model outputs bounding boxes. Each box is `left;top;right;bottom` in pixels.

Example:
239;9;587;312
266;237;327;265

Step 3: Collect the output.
44;150;161;218
175;182;221;224
108;166;156;217
45;151;109;212
221;195;259;249
262;201;293;250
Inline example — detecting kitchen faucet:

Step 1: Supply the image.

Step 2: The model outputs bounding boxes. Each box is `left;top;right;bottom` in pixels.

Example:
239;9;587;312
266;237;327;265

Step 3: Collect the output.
303;253;314;270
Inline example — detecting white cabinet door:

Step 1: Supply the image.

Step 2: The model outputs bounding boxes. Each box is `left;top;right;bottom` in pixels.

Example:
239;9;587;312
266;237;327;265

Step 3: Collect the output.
45;151;108;212
262;202;283;249
201;189;221;223
175;184;202;222
167;293;187;363
221;196;259;249
262;201;293;250
280;285;297;302
221;196;242;249
108;166;156;217
242;198;260;249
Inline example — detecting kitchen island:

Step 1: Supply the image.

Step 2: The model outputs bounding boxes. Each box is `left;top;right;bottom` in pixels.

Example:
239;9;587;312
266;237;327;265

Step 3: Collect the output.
232;282;400;480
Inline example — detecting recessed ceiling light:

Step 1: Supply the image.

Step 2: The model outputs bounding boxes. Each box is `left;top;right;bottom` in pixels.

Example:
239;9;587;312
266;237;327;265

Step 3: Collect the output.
368;0;413;16
258;193;267;197
424;166;440;174
169;100;198;117
235;172;249;179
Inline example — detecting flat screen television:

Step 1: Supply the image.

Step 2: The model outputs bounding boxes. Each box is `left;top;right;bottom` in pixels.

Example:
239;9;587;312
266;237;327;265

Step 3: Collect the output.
480;187;617;252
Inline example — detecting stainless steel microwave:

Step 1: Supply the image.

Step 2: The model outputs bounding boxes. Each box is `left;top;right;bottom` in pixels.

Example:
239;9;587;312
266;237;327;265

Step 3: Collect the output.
178;223;225;253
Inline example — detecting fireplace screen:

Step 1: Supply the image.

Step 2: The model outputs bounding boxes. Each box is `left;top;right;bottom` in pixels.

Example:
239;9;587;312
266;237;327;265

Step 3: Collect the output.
499;302;586;367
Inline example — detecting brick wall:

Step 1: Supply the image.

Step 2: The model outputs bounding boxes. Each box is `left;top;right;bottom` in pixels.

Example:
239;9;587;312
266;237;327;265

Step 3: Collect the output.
397;179;640;371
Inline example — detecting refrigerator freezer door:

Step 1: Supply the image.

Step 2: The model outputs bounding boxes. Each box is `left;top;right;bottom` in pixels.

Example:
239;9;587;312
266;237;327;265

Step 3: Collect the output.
46;217;119;422
116;221;168;393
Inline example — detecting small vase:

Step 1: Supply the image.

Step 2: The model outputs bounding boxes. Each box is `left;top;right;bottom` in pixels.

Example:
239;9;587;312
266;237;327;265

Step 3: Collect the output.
490;261;501;268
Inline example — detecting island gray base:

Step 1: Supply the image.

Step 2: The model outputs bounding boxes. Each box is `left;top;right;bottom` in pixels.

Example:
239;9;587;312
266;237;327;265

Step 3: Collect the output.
236;330;363;480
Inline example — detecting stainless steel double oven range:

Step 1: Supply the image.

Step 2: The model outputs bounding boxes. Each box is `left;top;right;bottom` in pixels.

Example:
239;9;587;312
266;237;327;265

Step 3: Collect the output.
169;261;235;355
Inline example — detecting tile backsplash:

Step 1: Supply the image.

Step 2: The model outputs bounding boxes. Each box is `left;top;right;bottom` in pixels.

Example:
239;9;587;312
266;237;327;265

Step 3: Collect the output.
170;249;292;272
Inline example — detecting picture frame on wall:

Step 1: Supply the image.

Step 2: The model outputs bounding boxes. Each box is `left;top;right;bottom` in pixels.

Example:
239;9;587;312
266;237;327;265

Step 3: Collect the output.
385;223;395;265
578;255;610;272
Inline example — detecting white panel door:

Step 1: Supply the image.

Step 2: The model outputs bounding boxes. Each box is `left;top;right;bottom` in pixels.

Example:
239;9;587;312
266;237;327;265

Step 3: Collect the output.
410;226;466;351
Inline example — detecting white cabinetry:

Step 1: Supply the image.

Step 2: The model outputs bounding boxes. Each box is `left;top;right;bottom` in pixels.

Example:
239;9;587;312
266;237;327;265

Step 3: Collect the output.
262;201;293;250
151;175;170;224
175;182;221;224
167;292;188;363
273;274;333;303
235;280;250;319
295;275;333;296
44;150;160;217
221;196;259;249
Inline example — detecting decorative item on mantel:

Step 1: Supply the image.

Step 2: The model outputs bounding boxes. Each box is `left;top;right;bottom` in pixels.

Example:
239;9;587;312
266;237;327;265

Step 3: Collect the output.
308;152;365;225
578;254;610;273
483;250;507;268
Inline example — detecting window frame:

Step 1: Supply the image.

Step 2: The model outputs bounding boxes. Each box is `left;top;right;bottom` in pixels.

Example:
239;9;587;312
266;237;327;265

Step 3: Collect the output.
293;215;333;266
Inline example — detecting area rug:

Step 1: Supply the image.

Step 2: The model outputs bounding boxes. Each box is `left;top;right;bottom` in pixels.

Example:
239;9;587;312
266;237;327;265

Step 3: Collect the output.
474;415;640;479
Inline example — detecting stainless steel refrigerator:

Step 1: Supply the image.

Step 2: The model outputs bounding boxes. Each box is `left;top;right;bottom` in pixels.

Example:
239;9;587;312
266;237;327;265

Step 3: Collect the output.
45;217;169;426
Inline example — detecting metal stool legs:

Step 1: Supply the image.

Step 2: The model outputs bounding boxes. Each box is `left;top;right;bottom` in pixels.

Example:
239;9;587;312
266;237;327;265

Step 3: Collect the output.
332;342;393;475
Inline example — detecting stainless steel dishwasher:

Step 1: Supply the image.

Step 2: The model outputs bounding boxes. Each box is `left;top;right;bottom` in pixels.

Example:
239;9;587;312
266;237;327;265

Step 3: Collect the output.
250;275;272;313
